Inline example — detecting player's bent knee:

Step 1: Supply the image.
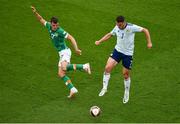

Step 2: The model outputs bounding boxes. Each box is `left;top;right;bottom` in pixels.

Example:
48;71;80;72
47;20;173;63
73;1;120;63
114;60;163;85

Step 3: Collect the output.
62;66;67;71
123;73;129;79
58;73;64;78
105;65;112;73
61;64;67;71
58;72;62;77
58;70;65;78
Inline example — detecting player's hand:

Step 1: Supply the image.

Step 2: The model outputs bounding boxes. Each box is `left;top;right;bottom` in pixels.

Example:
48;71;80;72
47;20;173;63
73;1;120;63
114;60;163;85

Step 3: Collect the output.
95;41;101;45
31;6;36;13
147;42;152;49
75;49;82;55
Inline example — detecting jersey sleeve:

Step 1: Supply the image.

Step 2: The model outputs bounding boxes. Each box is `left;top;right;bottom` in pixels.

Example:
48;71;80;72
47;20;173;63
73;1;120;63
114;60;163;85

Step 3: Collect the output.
44;21;51;30
110;26;117;36
131;24;143;33
59;29;69;39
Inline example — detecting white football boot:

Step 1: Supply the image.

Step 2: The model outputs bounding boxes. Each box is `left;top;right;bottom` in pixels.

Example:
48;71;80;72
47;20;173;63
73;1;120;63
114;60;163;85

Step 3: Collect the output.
83;63;91;74
68;87;78;98
98;89;107;96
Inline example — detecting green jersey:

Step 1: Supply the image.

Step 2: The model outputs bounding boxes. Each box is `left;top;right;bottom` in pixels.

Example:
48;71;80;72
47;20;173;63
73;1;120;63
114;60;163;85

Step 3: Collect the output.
45;22;68;52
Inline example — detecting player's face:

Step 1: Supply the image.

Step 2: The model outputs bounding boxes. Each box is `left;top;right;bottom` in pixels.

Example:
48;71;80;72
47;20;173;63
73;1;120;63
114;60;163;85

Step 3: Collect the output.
116;22;126;29
51;22;59;31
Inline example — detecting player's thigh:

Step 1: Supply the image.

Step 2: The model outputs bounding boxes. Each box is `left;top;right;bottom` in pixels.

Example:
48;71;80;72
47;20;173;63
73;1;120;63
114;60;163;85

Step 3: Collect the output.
60;61;69;71
122;55;133;70
105;57;118;72
58;66;66;77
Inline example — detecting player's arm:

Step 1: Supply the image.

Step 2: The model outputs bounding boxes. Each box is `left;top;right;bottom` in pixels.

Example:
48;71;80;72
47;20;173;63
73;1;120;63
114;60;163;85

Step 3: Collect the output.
67;34;82;55
142;28;152;49
95;33;113;45
31;6;46;26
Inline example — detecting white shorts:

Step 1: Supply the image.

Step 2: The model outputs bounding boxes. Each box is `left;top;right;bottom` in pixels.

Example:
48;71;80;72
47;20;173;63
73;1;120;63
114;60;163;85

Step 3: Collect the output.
58;48;72;67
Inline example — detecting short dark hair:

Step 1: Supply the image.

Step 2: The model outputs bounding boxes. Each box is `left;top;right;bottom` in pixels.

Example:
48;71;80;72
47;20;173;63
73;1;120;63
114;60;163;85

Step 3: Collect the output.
50;16;58;23
116;16;125;22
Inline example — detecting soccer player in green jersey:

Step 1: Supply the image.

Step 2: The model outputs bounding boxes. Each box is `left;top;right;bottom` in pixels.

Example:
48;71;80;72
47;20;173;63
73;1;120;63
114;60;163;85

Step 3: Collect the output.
31;6;91;98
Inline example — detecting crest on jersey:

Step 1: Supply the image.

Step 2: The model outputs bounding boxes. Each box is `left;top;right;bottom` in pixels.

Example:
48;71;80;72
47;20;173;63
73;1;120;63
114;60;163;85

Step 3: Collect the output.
55;33;58;37
126;29;130;32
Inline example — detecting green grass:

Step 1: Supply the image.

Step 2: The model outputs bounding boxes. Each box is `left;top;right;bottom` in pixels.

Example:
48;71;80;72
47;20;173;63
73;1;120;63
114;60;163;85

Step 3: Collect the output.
0;0;180;122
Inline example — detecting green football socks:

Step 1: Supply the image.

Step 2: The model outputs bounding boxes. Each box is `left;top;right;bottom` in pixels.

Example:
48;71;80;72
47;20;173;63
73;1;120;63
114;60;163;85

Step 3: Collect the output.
61;75;74;90
66;64;83;71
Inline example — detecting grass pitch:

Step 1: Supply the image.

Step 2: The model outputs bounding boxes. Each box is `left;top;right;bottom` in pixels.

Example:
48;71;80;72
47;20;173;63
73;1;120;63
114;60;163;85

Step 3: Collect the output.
0;0;180;122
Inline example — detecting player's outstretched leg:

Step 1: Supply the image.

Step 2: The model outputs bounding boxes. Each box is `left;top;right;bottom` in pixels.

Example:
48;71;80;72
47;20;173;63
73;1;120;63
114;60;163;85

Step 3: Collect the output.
99;57;117;96
59;61;78;98
122;67;131;103
99;72;110;96
61;75;78;98
66;63;91;74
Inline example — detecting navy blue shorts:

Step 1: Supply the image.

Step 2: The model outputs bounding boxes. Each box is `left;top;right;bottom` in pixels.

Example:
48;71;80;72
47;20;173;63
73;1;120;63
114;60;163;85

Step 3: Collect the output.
110;49;133;70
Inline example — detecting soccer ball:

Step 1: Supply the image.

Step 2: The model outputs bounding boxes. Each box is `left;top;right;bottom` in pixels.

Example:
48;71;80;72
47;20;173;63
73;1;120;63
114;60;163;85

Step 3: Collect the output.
90;106;101;117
